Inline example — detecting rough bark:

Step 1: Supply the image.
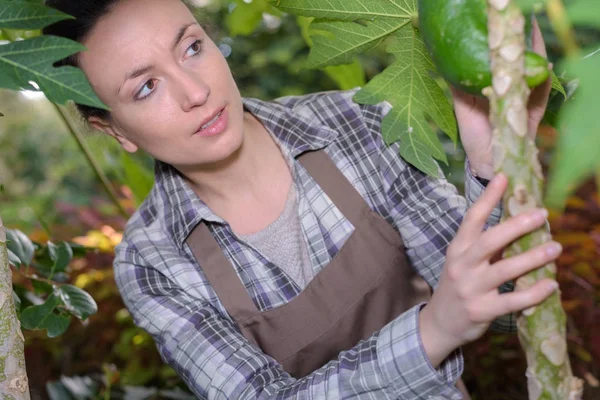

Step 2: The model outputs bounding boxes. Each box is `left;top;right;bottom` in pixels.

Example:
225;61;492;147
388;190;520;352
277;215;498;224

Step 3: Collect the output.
483;1;584;399
0;215;30;399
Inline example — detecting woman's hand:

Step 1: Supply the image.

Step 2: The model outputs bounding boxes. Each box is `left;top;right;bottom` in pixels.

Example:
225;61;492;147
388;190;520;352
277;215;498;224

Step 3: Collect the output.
451;18;552;180
419;174;561;368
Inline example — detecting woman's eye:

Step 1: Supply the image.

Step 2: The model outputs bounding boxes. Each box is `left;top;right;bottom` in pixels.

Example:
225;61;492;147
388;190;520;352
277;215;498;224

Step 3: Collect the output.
136;79;156;100
185;39;203;58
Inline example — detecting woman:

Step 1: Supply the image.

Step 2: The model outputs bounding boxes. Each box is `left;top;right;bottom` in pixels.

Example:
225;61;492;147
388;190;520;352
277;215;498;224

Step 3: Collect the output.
44;0;558;398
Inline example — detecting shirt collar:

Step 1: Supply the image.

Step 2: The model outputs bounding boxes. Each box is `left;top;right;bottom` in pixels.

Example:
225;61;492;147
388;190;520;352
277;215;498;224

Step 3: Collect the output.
154;95;339;249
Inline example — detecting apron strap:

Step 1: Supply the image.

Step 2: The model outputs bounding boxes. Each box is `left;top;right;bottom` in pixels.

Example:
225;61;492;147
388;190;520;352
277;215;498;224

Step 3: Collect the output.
185;149;371;321
187;223;259;321
297;150;370;227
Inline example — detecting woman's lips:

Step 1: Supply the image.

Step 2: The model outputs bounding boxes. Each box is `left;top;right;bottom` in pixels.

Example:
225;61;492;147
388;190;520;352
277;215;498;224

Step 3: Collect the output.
195;106;228;137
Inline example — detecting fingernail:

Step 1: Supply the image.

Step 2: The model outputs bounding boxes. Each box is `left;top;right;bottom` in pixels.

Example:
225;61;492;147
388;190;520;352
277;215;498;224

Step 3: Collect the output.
546;242;562;256
548;281;559;292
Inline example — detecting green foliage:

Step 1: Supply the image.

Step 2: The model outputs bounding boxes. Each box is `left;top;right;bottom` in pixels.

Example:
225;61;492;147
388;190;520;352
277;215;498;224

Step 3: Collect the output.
0;35;107;109
6;228;34;266
6;228;98;338
274;0;457;174
353;27;455;176
20;294;71;337
0;0;107;109
0;0;72;30
55;284;98;320
546;48;600;207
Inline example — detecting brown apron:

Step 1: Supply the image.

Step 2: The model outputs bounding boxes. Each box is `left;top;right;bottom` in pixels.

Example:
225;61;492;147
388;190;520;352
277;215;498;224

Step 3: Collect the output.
186;149;470;399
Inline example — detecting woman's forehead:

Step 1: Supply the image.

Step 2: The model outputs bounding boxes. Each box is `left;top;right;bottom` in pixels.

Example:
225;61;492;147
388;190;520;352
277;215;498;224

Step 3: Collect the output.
79;0;197;92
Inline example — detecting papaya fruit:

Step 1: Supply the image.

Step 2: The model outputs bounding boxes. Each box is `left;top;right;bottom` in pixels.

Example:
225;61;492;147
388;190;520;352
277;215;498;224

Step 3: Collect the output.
418;0;549;95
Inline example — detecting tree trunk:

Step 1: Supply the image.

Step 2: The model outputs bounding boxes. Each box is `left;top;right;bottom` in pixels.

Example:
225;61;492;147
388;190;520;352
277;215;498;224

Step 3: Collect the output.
0;215;30;399
483;0;584;399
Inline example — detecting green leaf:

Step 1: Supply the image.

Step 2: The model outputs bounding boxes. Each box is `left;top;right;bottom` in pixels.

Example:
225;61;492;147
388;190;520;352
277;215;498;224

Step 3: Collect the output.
226;0;267;36
306;17;410;68
0;1;73;30
278;0;456;176
7;248;21;267
551;70;566;99
354;26;456;176
6;229;34;266
546;50;600;208
20;294;71;337
0;35;107;109
56;285;98;320
297;16;366;90
567;0;600;28
51;241;73;277
120;152;154;207
273;0;414;21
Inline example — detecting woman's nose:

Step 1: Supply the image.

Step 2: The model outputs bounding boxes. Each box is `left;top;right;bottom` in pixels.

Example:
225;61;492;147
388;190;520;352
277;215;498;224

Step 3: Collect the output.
175;71;210;111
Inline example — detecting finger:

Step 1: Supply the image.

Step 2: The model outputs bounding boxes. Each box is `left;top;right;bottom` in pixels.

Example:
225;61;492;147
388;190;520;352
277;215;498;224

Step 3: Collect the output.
485;241;562;290
531;17;548;58
455;174;508;244
491;278;559;318
470;207;549;261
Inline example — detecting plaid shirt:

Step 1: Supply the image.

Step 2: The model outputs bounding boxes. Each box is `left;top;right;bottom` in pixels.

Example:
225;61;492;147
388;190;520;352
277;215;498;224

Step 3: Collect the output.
114;89;515;400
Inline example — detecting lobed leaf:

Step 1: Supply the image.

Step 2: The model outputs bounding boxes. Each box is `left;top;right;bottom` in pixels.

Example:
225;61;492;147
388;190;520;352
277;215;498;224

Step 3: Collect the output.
354;26;456;175
0;35;107;109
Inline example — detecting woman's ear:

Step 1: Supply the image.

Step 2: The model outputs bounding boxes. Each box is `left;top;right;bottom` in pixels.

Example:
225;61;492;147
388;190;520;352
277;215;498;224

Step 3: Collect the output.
88;116;139;153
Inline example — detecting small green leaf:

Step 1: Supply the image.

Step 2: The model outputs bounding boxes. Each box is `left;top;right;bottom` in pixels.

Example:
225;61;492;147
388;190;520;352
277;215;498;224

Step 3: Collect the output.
551;71;566;99
7;248;21;267
56;285;98;320
20;294;71;337
0;35;107;109
0;1;73;30
6;229;35;266
50;242;73;277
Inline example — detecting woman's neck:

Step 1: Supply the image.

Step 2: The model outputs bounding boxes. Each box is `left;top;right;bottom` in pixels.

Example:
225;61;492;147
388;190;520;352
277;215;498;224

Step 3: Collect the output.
179;111;288;205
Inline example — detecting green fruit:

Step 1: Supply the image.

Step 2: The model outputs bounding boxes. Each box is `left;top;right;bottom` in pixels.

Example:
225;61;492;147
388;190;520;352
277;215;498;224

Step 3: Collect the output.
418;0;549;95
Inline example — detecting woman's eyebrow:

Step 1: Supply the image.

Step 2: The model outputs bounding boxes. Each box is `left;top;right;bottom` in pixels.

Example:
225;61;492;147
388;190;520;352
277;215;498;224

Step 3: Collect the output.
117;22;197;96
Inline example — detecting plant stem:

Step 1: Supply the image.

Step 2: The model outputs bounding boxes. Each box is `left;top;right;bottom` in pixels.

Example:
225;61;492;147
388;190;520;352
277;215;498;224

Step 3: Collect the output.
484;0;584;398
0;214;30;399
546;0;580;58
52;103;129;219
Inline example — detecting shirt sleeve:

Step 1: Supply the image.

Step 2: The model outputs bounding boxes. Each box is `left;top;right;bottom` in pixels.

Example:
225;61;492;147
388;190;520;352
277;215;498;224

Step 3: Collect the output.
371;104;516;334
114;242;465;400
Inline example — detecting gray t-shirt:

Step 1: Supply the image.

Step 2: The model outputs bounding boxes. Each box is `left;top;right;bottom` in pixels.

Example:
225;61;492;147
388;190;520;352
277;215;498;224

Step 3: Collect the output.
238;183;313;289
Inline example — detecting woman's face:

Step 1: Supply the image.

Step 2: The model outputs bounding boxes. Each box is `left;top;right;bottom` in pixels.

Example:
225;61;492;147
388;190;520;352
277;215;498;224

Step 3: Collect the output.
79;0;246;169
